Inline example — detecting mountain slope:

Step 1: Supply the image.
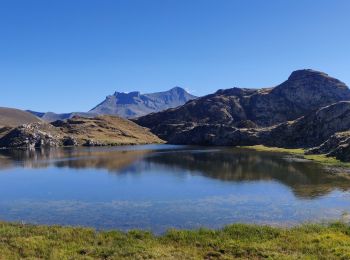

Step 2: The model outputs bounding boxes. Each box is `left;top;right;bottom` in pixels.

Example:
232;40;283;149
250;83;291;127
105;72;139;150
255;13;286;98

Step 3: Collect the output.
157;101;350;148
135;69;350;140
89;86;197;118
0;107;41;127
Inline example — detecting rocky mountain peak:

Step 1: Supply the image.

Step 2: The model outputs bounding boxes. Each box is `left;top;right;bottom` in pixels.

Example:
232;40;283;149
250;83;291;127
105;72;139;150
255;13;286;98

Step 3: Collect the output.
282;69;348;90
169;86;186;93
272;69;350;102
287;69;330;81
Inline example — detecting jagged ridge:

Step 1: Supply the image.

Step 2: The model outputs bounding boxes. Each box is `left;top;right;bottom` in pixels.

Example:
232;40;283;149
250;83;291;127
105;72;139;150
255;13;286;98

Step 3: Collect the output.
90;86;197;118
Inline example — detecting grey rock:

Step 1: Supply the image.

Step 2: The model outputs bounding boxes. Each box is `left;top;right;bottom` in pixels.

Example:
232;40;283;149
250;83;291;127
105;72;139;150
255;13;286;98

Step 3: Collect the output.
83;139;103;147
0;123;63;148
62;136;78;146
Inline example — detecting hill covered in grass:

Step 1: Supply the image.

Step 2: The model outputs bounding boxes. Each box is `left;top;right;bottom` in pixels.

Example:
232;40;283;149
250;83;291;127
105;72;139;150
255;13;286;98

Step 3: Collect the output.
0;222;349;259
0;115;163;148
0;107;41;127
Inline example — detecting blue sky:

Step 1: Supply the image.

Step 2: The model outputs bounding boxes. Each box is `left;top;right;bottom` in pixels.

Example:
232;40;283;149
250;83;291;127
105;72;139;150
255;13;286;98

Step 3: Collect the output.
1;0;349;113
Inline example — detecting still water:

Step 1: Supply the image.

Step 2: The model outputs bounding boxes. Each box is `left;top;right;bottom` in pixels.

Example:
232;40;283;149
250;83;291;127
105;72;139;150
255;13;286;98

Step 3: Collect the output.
0;144;349;233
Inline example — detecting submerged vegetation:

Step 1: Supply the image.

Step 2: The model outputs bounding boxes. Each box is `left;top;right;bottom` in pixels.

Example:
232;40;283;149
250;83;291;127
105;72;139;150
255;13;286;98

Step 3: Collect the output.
241;145;350;167
0;222;349;259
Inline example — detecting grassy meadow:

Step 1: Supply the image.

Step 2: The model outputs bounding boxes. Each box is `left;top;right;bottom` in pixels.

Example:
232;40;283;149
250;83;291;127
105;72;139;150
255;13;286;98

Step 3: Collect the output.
0;222;349;259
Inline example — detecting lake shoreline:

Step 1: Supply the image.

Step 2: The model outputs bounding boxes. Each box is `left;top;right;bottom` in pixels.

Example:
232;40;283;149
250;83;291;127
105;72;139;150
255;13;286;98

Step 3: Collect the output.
240;145;350;175
0;221;349;259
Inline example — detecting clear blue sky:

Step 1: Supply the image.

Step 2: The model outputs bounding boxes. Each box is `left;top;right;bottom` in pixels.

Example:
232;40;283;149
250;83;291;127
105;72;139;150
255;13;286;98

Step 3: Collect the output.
1;0;349;113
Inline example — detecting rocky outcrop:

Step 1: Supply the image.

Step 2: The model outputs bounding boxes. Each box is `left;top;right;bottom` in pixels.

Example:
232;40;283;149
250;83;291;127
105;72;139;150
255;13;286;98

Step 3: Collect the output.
135;70;350;140
135;70;350;161
264;101;350;148
306;132;350;162
0;116;163;148
163;101;350;148
0;123;63;148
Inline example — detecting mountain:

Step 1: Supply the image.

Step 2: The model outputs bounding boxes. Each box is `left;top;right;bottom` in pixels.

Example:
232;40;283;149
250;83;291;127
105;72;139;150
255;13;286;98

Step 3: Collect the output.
27;111;96;122
0;115;163;148
135;69;350;141
0;107;41;127
136;70;350;130
89;86;197;118
27;87;197;121
134;69;350;161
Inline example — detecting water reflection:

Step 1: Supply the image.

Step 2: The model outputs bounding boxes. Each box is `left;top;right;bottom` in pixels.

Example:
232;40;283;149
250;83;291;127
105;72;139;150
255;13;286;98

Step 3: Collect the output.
0;145;350;232
145;149;350;199
0;146;349;199
0;147;151;170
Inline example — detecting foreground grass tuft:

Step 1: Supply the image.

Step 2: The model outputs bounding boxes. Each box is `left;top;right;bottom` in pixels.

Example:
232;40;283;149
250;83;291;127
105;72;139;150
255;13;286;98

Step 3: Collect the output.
0;222;349;259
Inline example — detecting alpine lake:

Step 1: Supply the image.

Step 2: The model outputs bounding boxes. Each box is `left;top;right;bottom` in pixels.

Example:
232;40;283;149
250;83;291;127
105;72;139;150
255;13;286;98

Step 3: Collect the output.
0;144;349;234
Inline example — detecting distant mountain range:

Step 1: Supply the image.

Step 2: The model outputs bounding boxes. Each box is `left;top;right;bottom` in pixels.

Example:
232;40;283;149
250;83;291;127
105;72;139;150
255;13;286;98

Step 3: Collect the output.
28;86;197;121
26;111;96;122
90;86;197;118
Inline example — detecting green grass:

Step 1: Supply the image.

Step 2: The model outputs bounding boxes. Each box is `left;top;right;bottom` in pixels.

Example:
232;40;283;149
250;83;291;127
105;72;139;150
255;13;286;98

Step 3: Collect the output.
240;145;350;167
240;145;305;154
0;222;349;259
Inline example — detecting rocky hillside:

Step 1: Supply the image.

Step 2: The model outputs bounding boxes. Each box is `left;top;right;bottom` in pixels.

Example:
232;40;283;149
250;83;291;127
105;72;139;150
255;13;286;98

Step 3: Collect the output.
135;70;350;161
136;70;350;137
0;115;163;148
0;107;41;127
90;86;197;118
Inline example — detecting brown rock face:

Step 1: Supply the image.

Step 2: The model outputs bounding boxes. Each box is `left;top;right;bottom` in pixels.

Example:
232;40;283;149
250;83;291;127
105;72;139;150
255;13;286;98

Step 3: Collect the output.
134;70;350;161
264;101;350;148
160;101;350;151
135;69;350;141
305;131;350;161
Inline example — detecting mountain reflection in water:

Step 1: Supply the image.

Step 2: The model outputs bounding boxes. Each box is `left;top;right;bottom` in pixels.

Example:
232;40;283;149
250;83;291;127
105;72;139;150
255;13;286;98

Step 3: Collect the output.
0;146;349;199
0;145;349;232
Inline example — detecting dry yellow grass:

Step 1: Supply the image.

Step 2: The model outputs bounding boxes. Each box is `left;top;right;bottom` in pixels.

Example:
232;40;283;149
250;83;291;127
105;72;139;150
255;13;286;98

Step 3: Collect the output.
57;115;164;145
